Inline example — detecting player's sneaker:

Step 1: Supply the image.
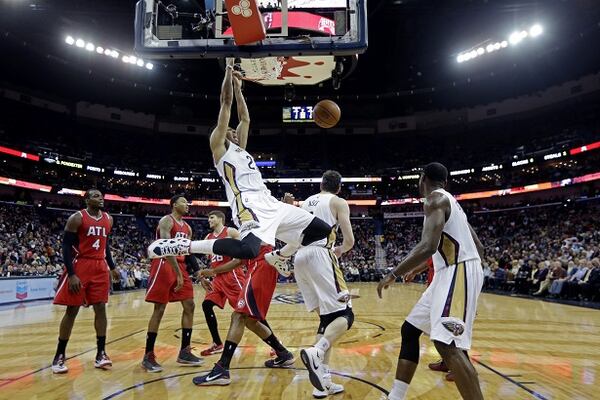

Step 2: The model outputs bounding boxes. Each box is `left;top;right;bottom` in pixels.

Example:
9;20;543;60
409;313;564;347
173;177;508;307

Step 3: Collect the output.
147;238;191;259
201;343;224;356
313;382;344;399
312;368;344;398
94;351;112;370
264;250;293;277
300;347;326;391
265;350;295;368
51;354;68;374
141;351;163;373
428;359;449;372
177;346;204;366
192;362;231;386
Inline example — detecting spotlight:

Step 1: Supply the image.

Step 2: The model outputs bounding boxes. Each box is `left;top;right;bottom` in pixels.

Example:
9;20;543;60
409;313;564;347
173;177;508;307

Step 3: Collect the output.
145;62;154;70
520;30;529;39
65;36;75;45
509;31;522;45
500;40;508;48
122;55;130;63
75;38;85;48
96;46;104;54
477;47;485;55
470;50;477;58
530;24;543;37
85;42;95;51
104;48;112;56
494;42;501;50
486;44;495;53
457;54;464;63
129;56;137;64
110;50;119;58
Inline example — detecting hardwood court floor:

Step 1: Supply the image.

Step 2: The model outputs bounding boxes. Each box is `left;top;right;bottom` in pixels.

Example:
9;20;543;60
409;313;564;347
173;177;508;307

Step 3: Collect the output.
0;283;598;399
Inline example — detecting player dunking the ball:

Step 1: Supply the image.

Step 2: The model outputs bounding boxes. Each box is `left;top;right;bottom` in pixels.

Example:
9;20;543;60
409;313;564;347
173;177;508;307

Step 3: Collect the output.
52;189;120;373
148;60;332;281
378;162;485;400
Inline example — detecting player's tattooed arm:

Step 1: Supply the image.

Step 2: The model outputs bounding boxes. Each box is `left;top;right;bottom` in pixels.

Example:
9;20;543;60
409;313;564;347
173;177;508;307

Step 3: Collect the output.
210;60;235;163
233;70;250;150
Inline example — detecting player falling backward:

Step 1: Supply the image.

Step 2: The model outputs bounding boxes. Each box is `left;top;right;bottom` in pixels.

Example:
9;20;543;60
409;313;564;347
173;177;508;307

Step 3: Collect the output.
51;189;120;373
148;60;332;288
378;162;485;400
284;169;356;399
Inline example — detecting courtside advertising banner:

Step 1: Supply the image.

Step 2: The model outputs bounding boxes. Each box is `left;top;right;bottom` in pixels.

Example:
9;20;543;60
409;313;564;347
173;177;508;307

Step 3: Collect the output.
0;277;56;304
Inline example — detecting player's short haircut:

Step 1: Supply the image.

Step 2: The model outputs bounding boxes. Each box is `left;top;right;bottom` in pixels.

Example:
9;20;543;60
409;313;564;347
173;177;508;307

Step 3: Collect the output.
85;188;100;199
170;194;186;207
208;210;226;222
423;162;448;183
321;170;342;193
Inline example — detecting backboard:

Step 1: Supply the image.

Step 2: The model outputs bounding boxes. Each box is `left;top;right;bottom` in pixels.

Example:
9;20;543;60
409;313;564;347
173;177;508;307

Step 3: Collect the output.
134;0;368;59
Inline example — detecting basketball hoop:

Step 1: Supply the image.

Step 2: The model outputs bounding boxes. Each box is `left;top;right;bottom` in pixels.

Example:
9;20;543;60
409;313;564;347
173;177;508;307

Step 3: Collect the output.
231;57;285;81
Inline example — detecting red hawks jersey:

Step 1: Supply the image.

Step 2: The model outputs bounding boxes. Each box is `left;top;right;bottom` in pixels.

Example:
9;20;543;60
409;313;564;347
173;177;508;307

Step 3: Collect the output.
156;215;192;263
76;209;112;259
206;227;233;269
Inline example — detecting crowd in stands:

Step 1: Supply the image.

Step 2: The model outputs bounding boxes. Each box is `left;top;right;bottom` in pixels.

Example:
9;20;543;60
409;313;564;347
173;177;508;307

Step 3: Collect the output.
1;198;599;304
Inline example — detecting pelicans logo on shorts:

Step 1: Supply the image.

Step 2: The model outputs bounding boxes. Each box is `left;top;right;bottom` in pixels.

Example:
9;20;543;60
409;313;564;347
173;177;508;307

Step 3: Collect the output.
237;299;246;309
442;319;465;337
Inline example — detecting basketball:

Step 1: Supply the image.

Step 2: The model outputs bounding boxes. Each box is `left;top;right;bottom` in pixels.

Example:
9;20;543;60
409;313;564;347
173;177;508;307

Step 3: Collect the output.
313;99;341;128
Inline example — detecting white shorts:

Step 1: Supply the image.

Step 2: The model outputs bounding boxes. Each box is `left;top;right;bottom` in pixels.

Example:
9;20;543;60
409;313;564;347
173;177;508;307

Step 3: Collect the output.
294;246;350;315
406;259;483;350
234;191;315;247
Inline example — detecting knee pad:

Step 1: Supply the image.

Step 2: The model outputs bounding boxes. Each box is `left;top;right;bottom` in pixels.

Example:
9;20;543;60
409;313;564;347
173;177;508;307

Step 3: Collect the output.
399;321;422;363
301;217;332;246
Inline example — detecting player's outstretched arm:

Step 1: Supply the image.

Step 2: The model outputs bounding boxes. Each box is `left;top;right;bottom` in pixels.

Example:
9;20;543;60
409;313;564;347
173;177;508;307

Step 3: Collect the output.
377;193;448;298
210;60;235;163
233;71;250;150
201;259;244;277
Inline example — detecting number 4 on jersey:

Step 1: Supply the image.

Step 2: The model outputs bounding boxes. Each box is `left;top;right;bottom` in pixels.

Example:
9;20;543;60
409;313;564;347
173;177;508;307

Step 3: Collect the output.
92;239;101;250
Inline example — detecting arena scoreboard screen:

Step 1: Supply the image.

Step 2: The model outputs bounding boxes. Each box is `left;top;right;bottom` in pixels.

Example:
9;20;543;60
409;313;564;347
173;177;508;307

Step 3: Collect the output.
283;105;315;123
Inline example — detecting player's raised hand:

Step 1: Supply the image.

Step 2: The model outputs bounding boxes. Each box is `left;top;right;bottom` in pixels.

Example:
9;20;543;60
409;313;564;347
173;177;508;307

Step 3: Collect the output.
377;274;395;299
225;58;235;69
68;274;81;294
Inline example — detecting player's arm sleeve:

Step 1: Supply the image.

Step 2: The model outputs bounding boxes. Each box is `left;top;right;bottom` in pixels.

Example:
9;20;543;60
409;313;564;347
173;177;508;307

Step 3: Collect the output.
62;231;78;276
185;255;201;275
105;242;116;270
62;213;81;276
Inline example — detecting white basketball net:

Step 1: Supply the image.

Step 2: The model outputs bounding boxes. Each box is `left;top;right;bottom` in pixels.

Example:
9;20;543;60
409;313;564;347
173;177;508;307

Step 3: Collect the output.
234;57;285;81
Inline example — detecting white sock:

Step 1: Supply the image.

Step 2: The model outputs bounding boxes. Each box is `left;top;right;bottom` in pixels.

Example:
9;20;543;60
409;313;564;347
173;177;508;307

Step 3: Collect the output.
314;337;330;353
388;379;409;400
190;239;216;255
279;243;300;258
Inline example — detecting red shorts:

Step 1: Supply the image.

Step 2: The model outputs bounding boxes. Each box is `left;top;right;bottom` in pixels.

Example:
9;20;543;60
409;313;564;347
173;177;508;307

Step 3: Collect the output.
145;259;194;304
235;258;278;320
53;258;110;306
205;270;245;309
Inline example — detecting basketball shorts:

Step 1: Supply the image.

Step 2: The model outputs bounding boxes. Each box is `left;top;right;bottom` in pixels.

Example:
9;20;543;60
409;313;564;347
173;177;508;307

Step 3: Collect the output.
406;259;483;350
294;246;350;315
145;258;194;304
235;257;278;320
232;191;314;247
205;270;245;309
53;258;110;306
